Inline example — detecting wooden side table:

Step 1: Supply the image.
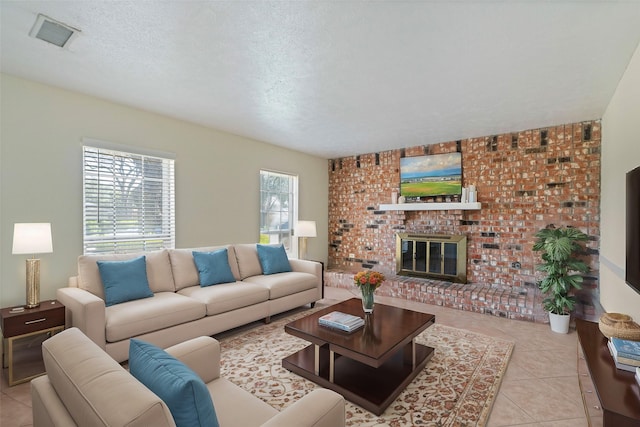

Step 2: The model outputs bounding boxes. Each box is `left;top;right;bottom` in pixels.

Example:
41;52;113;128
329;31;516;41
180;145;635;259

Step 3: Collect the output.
1;300;65;386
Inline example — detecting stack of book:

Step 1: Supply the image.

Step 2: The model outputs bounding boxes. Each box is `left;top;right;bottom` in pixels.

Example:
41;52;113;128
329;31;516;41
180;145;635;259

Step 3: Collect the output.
318;311;365;333
607;336;640;372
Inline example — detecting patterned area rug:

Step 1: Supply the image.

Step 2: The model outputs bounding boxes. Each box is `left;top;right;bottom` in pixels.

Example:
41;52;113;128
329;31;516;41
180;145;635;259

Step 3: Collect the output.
217;308;514;426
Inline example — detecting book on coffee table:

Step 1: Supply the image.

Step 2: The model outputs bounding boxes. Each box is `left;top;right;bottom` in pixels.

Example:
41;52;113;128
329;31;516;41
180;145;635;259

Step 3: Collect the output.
318;311;364;333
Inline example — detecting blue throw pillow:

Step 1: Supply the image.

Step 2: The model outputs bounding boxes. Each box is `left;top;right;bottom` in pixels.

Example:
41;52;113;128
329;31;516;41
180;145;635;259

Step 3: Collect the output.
129;339;220;427
97;256;153;307
192;249;236;286
257;244;292;275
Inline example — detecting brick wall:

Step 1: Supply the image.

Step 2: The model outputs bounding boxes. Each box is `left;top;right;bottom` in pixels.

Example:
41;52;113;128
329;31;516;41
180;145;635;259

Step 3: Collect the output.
326;120;601;322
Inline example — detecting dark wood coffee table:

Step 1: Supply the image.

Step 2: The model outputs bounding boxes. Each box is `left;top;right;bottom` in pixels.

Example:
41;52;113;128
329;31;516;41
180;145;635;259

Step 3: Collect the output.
283;298;435;415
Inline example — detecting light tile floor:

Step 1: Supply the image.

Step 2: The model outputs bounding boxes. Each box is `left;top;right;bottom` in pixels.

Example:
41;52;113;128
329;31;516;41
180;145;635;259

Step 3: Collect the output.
1;286;588;426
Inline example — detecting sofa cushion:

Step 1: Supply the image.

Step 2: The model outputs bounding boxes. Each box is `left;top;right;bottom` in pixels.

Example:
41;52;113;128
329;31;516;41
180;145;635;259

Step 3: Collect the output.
129;339;220;427
105;292;206;343
232;243;264;279
193;249;236;286
169;246;241;291
178;282;269;316
243;272;319;299
97;256;154;307
41;328;174;427
257;244;292;275
78;249;175;299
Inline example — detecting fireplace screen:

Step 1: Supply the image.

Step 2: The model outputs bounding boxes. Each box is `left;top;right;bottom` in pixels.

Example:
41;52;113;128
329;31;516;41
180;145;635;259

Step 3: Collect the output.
396;233;467;283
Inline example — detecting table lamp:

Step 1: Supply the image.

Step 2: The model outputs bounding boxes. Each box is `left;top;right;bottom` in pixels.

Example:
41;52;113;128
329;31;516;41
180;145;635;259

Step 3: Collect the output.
12;223;53;308
295;220;316;260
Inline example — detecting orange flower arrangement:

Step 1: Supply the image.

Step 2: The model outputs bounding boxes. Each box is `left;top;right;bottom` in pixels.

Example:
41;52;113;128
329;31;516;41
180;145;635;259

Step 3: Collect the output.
353;270;385;290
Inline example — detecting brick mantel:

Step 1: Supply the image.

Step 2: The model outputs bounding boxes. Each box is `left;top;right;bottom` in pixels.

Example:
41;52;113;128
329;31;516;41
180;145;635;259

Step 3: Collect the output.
327;121;601;321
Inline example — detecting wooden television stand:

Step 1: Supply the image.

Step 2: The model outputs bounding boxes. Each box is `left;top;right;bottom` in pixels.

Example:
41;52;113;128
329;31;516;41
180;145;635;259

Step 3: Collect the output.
576;319;640;426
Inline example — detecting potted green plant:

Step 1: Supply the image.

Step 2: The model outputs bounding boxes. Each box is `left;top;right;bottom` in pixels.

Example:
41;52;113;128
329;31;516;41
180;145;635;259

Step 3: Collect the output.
533;226;589;333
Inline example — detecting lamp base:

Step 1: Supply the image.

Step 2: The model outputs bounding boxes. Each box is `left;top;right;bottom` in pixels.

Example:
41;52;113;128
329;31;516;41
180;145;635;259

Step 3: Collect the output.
300;237;308;260
26;258;41;309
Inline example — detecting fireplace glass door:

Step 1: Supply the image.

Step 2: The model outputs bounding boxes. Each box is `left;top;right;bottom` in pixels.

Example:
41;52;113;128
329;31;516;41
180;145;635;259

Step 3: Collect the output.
396;233;467;283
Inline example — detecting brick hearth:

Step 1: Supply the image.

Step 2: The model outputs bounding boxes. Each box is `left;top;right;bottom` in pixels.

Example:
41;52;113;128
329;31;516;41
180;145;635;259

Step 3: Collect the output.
325;270;540;321
327;120;601;322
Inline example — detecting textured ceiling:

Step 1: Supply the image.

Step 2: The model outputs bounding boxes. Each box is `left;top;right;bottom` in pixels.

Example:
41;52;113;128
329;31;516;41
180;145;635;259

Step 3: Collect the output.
2;1;640;159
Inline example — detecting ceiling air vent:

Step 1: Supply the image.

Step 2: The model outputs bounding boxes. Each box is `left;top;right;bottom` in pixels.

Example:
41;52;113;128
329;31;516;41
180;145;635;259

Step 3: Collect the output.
29;14;80;48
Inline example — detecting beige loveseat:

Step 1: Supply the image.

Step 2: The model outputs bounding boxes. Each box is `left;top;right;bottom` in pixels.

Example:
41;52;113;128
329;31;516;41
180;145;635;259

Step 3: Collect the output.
31;327;345;427
57;244;322;362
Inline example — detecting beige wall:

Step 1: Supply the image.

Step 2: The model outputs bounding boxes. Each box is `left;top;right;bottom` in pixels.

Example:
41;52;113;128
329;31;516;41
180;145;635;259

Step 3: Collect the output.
0;73;328;307
600;42;640;320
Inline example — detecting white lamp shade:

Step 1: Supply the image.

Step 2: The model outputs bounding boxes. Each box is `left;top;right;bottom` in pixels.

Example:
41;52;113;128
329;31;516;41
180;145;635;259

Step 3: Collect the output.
12;223;53;255
295;220;317;238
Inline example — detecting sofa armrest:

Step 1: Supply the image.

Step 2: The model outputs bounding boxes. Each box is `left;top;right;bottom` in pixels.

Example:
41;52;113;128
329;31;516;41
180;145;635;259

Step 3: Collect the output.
260;389;345;427
288;259;321;278
56;287;106;349
165;336;221;383
32;375;78;427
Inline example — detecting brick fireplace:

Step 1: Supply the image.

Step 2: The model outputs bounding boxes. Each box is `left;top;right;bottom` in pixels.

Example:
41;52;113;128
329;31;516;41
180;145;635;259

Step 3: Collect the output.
326;120;601;322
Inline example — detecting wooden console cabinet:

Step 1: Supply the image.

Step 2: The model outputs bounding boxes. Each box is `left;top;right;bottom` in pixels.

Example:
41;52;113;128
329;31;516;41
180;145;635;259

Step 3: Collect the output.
576;319;640;427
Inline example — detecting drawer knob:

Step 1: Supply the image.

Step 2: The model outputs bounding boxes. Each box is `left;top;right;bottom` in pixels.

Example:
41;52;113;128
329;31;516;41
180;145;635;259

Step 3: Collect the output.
25;318;46;325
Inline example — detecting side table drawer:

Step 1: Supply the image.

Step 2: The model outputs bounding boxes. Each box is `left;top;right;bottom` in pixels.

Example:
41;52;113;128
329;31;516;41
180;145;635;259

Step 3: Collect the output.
2;305;65;337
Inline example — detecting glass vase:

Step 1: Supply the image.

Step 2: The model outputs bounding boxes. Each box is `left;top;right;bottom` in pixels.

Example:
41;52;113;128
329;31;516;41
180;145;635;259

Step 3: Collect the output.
361;285;375;314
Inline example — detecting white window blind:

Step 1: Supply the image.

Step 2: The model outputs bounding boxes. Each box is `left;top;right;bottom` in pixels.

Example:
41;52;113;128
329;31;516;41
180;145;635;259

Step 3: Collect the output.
83;145;175;254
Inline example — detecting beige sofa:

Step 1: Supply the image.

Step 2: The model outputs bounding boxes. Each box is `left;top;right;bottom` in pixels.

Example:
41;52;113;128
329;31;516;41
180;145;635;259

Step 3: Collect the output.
57;244;322;362
32;327;345;427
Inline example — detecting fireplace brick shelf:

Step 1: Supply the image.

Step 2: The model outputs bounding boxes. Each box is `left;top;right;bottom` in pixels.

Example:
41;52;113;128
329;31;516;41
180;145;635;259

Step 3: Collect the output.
324;270;536;321
379;202;482;211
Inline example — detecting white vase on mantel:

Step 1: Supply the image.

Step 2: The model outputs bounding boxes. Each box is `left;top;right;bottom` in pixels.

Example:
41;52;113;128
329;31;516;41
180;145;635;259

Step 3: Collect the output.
548;312;571;334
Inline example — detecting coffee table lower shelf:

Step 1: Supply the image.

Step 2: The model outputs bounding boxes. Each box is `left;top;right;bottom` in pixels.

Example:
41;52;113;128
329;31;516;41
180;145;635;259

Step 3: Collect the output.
283;342;434;415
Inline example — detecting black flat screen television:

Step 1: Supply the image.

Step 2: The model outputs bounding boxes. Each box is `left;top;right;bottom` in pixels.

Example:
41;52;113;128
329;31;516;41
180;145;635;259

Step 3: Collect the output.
400;153;462;198
626;165;640;294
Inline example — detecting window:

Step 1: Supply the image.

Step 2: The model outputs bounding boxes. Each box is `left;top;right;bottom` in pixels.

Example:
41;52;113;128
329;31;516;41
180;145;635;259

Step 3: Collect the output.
260;170;298;255
83;145;175;254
